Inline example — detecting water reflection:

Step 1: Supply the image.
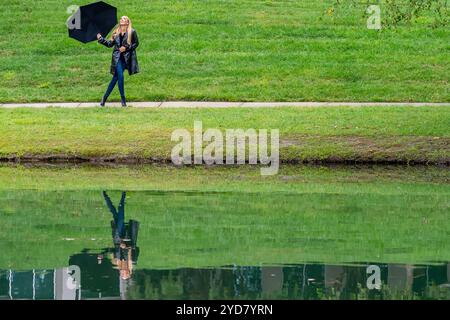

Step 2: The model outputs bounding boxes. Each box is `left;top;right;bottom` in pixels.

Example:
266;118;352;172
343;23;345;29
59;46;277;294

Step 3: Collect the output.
102;191;140;282
48;190;141;299
1;263;449;300
0;189;449;300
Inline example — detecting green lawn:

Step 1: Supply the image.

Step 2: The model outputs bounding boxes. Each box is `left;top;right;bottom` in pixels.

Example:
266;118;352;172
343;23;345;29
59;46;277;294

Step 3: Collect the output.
0;106;449;163
0;0;448;102
0;164;448;270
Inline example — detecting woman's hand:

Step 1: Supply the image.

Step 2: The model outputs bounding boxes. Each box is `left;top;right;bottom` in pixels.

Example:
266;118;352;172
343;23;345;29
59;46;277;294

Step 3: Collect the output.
97;33;102;40
119;46;126;53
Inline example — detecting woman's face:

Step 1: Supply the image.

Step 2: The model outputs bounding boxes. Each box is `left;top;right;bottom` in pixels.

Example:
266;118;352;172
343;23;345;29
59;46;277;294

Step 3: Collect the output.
120;269;131;280
120;16;129;26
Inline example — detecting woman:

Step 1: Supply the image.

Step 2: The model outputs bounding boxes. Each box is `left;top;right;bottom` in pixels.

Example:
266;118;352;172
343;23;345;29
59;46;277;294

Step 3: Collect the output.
97;16;139;107
102;191;140;281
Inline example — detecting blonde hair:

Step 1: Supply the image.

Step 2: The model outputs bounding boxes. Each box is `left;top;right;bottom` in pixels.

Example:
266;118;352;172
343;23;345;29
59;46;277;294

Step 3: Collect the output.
111;16;132;45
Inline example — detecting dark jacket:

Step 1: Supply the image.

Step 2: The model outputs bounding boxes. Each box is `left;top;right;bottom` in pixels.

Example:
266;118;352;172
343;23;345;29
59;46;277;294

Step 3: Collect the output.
98;29;140;76
111;219;140;263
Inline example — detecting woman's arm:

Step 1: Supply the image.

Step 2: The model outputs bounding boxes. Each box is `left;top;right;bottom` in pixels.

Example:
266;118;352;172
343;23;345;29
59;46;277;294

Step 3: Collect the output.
97;34;114;48
128;250;133;272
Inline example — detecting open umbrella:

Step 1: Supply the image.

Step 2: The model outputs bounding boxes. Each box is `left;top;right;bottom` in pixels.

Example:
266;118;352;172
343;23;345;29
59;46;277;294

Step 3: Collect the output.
68;1;117;44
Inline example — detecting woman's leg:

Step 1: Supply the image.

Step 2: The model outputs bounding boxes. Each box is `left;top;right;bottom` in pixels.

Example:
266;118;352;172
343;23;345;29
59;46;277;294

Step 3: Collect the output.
103;191;118;221
103;191;122;241
116;59;126;105
103;71;119;102
117;192;126;237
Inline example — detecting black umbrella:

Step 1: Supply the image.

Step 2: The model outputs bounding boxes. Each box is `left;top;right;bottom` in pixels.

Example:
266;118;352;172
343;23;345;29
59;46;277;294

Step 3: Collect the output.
68;1;117;44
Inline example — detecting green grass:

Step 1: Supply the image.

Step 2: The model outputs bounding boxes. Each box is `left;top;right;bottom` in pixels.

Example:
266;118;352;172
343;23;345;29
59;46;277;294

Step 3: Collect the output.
0;106;449;163
0;162;448;191
0;0;448;102
0;164;448;270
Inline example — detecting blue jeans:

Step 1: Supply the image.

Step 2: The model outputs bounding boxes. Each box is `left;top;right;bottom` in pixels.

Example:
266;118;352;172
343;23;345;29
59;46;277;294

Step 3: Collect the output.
103;57;126;101
103;191;126;240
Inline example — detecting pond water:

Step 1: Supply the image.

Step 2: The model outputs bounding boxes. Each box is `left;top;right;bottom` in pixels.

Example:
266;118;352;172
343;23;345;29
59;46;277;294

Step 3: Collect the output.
0;164;448;300
2;263;449;300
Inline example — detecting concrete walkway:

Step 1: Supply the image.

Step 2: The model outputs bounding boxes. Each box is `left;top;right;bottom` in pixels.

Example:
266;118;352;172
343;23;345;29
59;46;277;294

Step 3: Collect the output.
0;101;449;108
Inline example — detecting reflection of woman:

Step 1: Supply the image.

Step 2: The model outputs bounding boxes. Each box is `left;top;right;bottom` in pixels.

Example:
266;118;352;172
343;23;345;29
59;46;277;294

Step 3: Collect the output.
97;16;140;107
102;191;140;281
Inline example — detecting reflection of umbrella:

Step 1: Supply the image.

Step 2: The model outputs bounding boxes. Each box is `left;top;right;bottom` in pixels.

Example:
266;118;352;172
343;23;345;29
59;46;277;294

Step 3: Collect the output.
68;1;117;44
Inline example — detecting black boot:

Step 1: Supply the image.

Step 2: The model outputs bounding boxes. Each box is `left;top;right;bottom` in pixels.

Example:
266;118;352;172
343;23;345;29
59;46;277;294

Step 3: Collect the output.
121;97;127;107
100;96;107;107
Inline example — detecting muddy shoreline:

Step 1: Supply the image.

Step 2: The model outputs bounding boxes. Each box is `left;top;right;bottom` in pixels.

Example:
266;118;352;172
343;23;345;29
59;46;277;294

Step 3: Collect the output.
0;155;448;166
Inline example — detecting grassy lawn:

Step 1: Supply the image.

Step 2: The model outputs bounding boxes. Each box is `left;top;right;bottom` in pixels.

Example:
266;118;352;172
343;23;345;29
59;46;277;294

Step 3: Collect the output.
0;164;448;269
0;106;449;163
0;0;448;102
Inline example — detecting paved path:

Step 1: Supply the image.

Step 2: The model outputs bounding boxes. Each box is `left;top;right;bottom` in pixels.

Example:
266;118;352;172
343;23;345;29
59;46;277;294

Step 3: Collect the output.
0;101;449;108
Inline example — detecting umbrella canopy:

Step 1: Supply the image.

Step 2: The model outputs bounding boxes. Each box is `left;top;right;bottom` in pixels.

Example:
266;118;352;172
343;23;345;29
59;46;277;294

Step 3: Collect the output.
68;1;117;44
